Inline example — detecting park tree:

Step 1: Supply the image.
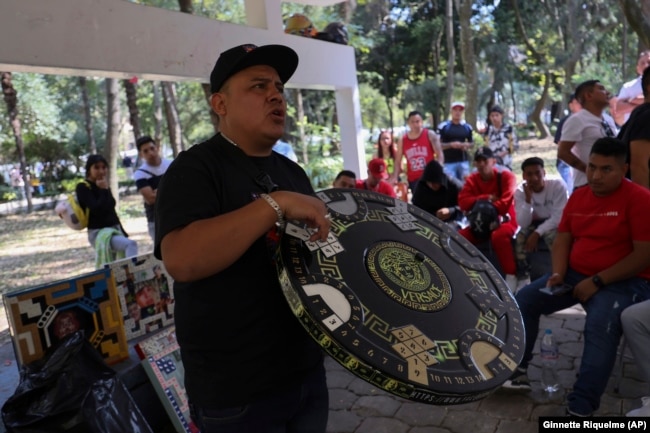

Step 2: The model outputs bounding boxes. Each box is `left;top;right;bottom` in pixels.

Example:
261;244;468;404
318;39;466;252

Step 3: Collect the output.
161;81;184;157
123;78;142;143
1;72;32;211
105;78;121;199
79;77;97;153
619;0;650;49
454;0;479;128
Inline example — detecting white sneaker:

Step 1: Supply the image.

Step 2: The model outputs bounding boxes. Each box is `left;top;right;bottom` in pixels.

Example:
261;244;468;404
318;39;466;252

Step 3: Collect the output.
516;276;531;291
505;274;518;293
627;396;650;417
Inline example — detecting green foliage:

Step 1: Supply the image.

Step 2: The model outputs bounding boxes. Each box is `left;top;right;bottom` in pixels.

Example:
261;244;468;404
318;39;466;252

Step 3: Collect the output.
59;177;85;193
1;0;646;190
359;83;390;132
303;155;344;190
0;185;17;203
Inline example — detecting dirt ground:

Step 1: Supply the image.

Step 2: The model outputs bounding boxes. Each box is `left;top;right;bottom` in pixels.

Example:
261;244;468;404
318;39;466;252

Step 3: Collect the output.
0;193;153;296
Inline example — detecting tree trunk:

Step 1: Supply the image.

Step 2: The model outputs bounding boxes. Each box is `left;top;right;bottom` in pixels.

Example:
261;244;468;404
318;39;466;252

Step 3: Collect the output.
619;0;650;49
454;0;478;129
123;79;141;144
105;78;121;202
511;0;550;138
161;81;183;157
386;96;394;141
1;72;32;212
445;0;455;116
79;77;97;154
177;0;193;13
152;81;164;146
176;0;218;134
294;89;307;164
530;72;551;139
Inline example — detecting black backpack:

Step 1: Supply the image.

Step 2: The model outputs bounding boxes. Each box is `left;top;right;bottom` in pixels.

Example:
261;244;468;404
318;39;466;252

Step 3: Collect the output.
467;199;500;239
466;172;502;239
314;22;349;45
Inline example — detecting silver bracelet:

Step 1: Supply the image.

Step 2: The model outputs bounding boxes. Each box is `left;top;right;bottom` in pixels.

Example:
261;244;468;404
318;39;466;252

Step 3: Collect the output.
260;193;285;228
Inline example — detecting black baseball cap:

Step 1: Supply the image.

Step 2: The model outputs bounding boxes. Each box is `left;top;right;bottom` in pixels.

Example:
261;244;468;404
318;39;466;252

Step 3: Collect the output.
474;147;495;160
209;44;299;93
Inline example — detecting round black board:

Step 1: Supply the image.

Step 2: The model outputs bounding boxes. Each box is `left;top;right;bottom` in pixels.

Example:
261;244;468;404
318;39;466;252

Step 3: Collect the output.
276;188;525;405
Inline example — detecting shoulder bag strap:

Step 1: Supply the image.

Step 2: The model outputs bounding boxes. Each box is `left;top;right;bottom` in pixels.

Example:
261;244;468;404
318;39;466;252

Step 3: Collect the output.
215;133;278;193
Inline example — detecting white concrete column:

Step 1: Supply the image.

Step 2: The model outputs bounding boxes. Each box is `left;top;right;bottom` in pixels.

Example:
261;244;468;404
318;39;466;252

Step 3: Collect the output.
336;85;366;178
244;0;283;32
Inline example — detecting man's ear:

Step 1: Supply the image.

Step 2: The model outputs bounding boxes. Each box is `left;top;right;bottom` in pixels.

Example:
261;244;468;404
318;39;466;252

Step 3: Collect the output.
210;93;226;116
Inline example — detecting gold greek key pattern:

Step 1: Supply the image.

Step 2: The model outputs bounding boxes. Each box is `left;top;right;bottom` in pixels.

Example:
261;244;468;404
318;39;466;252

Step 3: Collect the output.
362;312;393;343
315;255;344;280
430;339;459;361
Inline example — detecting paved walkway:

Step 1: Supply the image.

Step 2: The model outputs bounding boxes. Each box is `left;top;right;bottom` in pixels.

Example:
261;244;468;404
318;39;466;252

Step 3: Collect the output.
325;305;646;433
0;306;644;433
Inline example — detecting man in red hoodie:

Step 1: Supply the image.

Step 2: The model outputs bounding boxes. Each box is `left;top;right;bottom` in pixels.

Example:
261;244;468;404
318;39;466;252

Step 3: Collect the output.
458;147;519;291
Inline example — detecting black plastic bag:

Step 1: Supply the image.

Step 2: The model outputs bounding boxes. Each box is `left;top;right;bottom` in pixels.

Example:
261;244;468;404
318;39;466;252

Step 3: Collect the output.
2;331;152;433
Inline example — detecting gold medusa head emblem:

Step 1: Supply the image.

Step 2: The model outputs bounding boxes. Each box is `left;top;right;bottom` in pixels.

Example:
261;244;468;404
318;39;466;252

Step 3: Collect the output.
366;242;452;312
379;248;430;291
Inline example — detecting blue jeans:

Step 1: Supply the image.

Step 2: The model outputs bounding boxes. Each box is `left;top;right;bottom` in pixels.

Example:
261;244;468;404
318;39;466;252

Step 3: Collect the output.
443;161;470;184
556;159;573;194
190;362;329;433
515;269;650;415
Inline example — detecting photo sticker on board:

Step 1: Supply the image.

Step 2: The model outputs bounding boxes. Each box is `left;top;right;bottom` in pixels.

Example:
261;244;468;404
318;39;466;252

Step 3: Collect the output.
105;253;175;341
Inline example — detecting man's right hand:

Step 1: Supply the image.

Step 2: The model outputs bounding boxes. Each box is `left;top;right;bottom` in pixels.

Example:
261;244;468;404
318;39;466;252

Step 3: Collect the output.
273;191;331;242
96;177;109;189
523;182;533;203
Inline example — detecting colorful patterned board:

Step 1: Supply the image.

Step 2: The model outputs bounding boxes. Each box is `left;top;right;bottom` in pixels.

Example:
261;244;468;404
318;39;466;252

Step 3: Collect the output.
105;253;174;341
3;268;128;366
277;188;525;405
135;327;198;433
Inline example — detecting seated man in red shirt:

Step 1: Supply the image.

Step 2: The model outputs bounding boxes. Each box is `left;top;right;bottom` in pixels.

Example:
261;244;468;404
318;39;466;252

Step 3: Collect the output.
458;147;518;291
356;158;396;198
503;137;650;417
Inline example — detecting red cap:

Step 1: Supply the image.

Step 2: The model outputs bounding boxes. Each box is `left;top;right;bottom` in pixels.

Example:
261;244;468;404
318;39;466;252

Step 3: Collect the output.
368;158;388;179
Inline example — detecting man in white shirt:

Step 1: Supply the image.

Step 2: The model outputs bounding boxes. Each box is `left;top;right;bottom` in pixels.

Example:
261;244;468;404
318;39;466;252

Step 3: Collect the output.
558;80;617;190
134;135;172;240
514;157;568;289
611;50;650;126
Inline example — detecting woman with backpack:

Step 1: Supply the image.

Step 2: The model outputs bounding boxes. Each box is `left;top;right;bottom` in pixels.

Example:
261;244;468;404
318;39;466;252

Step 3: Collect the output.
76;154;137;266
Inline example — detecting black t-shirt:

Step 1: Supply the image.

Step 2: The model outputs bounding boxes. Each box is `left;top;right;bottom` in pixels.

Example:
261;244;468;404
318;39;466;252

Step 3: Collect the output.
154;134;323;408
438;121;473;163
76;181;121;230
617;103;650;180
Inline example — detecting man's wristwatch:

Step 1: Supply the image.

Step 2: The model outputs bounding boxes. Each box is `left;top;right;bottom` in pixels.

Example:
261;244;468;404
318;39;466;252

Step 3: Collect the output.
592;275;605;289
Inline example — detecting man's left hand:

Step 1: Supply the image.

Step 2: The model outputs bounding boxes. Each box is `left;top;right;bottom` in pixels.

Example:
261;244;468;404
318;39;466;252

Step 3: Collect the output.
524;231;540;252
573;278;599;303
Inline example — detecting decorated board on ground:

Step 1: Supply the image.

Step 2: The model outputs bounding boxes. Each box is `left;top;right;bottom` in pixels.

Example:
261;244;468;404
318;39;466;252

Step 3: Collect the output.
105;253;174;341
135;327;198;433
3;268;128;366
276;188;525;405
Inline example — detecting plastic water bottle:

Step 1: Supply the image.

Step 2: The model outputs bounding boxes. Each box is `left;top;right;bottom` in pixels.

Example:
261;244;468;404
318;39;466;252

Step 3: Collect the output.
540;329;560;392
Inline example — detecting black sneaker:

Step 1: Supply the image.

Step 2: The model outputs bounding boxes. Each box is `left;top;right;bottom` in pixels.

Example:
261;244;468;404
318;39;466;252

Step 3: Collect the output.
502;367;532;391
